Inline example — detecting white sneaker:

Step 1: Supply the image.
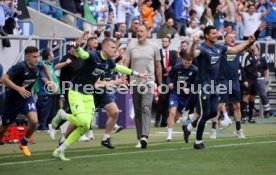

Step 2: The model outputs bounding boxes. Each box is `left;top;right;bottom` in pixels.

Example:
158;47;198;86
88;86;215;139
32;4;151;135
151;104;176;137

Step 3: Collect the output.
234;129;246;139
209;129;216;139
78;135;90;142
219;119;232;130
48;124;56;140
135;141;141;148
86;130;94;140
166;135;172;141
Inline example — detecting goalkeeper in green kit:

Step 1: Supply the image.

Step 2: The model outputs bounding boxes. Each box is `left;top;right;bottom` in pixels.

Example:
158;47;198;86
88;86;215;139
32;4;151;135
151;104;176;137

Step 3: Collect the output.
52;31;149;161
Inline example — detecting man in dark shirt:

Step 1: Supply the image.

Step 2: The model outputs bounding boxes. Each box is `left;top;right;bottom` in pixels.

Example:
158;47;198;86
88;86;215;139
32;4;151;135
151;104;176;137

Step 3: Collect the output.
166;51;197;141
51;33;148;161
210;33;245;139
55;44;84;113
209;22;267;138
185;26;255;150
241;43;260;123
0;46;54;156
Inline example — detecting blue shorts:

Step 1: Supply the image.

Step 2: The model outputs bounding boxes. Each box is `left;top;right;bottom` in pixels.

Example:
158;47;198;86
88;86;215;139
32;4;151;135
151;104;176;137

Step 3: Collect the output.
169;93;190;114
94;91;116;108
219;79;241;103
2;97;37;126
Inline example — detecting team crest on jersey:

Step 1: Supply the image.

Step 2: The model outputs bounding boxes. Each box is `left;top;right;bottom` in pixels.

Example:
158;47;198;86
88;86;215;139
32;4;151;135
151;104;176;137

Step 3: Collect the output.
76;105;80;110
178;76;188;81
210;56;219;64
189;72;192;76
22;79;36;86
227;55;235;61
92;68;105;76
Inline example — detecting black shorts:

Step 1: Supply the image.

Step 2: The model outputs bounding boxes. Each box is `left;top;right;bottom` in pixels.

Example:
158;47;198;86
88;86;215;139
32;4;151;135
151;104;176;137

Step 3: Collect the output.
242;79;258;96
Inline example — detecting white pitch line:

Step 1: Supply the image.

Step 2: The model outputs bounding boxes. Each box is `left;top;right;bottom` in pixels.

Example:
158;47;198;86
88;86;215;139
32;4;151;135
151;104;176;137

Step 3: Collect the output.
0;134;275;160
0;140;276;167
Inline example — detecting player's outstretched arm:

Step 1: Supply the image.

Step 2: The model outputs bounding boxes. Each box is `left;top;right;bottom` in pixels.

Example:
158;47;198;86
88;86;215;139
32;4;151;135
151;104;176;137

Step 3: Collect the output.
226;35;255;54
113;64;150;78
188;35;201;58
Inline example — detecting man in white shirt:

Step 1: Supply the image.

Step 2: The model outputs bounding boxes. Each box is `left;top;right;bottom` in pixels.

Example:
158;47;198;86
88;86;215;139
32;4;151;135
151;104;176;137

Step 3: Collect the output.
239;4;270;39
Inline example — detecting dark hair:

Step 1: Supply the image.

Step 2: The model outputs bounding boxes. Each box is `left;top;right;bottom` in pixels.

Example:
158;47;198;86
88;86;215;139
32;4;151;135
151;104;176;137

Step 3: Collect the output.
25;46;39;55
67;43;75;51
162;36;171;42
102;37;116;47
104;30;111;37
180;51;192;60
248;4;255;9
41;49;51;60
94;30;101;38
87;36;98;43
181;40;188;45
118;22;126;27
203;25;216;39
189;9;197;16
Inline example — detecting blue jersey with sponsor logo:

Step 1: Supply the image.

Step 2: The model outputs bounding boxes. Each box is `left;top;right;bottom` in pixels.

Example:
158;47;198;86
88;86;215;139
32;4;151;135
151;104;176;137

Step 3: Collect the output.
219;46;240;80
6;61;44;102
196;43;227;86
168;62;198;96
71;50;116;94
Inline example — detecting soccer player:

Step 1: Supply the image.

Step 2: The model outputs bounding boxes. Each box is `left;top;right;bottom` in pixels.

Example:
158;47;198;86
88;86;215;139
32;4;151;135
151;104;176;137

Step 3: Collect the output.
209;32;244;139
184;26;255;150
0;46;55;156
57;35;125;148
51;33;148;161
209;23;267;139
166;51;198;141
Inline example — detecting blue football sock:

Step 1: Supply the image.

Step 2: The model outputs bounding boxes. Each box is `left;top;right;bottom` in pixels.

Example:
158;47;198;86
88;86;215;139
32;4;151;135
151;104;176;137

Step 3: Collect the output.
21;137;29;146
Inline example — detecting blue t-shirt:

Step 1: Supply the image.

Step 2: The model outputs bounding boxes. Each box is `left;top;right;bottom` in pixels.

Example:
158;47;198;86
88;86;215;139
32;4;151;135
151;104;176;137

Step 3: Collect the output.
266;3;276;22
71;50;116;94
168;62;198;96
6;61;44;102
174;0;190;22
219;48;240;80
195;43;227;86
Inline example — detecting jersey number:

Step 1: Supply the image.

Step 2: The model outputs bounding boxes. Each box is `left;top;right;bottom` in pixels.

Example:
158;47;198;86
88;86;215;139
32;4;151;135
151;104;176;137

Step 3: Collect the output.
28;103;36;110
